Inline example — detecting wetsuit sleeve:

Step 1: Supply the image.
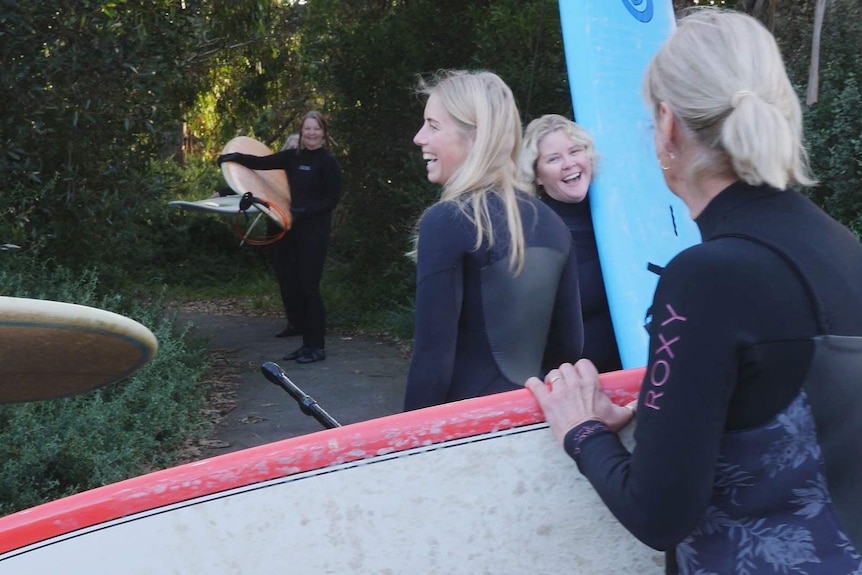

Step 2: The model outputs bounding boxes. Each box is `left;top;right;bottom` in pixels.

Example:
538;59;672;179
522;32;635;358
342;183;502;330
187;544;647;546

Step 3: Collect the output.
403;204;471;411
544;241;584;369
563;245;748;550
220;150;293;171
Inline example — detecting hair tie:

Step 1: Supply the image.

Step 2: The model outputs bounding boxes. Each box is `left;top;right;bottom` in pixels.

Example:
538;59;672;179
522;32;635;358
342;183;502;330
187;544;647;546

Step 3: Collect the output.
731;90;755;109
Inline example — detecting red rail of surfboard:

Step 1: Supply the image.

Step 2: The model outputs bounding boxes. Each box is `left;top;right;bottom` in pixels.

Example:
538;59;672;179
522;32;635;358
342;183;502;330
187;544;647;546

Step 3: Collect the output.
0;368;643;555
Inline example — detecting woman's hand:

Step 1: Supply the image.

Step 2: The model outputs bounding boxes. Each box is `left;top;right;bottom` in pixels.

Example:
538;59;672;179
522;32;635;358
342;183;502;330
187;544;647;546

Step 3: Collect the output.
526;359;636;446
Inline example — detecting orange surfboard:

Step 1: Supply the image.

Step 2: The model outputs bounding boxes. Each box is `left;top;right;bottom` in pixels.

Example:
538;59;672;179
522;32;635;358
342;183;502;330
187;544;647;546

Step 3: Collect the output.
220;136;292;228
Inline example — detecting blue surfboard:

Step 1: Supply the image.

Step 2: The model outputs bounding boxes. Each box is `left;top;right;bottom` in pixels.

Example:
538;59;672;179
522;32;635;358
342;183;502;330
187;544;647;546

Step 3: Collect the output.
558;0;702;368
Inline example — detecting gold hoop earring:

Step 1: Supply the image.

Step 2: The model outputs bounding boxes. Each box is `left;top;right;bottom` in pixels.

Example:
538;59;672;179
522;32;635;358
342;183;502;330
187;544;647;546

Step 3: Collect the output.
659;151;675;171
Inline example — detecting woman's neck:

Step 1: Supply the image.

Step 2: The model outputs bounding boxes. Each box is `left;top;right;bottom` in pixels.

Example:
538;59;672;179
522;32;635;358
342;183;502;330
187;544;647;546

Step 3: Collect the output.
684;175;738;218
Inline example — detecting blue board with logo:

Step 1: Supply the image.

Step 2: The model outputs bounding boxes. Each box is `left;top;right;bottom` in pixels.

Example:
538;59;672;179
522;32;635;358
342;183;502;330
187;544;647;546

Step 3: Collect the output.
558;0;702;368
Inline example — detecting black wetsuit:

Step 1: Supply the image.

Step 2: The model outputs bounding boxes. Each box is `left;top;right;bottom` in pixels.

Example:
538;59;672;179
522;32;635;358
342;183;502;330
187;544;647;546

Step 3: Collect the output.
223;147;341;350
564;182;862;574
542;195;621;373
404;191;583;411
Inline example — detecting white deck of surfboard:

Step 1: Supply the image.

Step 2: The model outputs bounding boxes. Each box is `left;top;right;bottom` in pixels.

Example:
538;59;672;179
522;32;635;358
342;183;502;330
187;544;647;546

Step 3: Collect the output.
0;421;662;574
167;195;264;215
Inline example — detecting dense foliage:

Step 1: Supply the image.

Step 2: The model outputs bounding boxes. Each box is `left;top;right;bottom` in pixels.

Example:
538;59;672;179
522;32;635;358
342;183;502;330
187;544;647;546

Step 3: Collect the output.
0;1;272;288
193;0;862;325
789;0;862;237
3;0;860;313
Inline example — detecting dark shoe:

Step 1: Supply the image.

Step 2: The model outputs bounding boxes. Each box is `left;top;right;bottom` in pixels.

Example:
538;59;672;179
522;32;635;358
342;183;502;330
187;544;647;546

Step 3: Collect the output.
283;346;307;361
275;325;302;338
296;347;326;364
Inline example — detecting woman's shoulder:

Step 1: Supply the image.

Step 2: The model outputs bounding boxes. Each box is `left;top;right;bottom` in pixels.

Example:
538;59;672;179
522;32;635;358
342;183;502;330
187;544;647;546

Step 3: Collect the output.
420;200;469;227
516;189;552;208
665;238;747;272
306;146;338;159
660;236;785;299
517;191;570;226
417;202;475;255
421;201;479;238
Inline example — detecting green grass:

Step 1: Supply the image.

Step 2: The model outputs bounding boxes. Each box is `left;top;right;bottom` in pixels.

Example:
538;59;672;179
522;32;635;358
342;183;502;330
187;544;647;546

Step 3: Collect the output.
157;270;284;316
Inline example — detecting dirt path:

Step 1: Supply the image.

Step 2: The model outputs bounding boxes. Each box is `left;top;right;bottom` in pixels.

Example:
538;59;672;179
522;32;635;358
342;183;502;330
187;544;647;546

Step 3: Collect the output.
172;301;409;460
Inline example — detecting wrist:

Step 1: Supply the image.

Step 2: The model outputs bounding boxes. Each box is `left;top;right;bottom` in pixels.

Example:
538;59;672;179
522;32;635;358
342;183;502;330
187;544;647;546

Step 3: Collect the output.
562;420;608;457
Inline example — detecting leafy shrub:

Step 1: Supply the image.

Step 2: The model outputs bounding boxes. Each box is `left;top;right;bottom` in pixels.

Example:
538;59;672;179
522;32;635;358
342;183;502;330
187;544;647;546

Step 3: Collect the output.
773;0;862;238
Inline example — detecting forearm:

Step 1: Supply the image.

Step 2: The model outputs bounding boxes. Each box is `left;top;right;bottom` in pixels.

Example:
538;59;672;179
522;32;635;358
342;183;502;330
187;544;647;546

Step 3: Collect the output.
220;150;290;171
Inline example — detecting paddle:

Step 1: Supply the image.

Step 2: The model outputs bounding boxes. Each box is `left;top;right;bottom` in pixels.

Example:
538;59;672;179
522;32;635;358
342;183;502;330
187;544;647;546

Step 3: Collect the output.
260;361;341;429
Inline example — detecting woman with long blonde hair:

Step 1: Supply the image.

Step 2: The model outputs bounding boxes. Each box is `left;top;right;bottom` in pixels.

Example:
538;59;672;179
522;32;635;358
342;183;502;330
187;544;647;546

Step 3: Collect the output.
404;70;583;410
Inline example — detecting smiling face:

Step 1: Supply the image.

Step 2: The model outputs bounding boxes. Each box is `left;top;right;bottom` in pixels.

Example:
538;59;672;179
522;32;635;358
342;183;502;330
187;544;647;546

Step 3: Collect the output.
413;93;472;185
301;117;325;150
535;129;593;203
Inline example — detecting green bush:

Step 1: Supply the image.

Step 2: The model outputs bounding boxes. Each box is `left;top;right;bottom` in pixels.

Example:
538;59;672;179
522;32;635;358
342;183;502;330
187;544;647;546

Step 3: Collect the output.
772;1;862;238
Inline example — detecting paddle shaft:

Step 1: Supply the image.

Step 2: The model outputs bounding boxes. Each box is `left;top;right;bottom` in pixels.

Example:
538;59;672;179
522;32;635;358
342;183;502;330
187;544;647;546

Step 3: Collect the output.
260;361;341;429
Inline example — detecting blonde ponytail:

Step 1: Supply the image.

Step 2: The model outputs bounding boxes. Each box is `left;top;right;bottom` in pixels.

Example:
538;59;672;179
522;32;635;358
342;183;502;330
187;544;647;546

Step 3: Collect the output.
643;8;815;190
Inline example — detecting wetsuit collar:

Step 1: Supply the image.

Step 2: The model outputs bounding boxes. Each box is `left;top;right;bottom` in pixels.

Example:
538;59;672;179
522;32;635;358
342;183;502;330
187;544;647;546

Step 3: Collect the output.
695;180;782;240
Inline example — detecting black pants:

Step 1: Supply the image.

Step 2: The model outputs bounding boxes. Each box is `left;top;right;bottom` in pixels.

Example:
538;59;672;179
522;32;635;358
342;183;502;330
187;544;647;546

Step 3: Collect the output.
269;219;330;349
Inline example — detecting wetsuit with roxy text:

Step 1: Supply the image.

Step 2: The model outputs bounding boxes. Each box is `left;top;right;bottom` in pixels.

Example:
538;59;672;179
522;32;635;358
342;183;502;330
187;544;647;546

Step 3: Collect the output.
564;182;862;574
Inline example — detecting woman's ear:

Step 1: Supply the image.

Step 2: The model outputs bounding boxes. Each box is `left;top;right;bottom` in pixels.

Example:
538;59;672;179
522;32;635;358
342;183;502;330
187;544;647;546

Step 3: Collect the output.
655;101;676;155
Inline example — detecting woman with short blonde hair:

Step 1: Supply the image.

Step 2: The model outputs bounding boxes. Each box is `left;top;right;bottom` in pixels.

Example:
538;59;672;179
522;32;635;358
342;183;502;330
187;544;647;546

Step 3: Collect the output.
518;114;597;191
519;114;620;373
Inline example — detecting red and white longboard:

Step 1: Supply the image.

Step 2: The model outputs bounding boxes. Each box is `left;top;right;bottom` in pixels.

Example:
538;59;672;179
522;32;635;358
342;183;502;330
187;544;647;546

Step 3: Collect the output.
0;368;662;574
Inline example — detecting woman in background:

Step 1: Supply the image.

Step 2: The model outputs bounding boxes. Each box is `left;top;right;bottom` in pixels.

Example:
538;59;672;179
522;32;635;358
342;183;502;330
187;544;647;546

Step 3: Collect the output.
282;132;299;151
219;111;341;364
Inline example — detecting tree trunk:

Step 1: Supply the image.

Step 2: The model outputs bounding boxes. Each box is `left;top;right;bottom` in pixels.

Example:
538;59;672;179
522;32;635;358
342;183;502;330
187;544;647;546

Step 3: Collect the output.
806;0;827;105
736;0;777;30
